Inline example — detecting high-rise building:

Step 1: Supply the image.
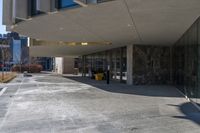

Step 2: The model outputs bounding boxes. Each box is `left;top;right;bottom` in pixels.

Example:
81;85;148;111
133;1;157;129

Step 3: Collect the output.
0;32;28;66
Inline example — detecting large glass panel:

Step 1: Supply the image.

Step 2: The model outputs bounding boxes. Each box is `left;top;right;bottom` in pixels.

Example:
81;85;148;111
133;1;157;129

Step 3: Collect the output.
111;49;119;81
85;55;90;76
28;0;38;16
173;42;185;93
108;47;125;82
111;49;116;80
59;0;77;8
197;19;200;106
173;17;200;106
116;49;121;81
122;47;127;81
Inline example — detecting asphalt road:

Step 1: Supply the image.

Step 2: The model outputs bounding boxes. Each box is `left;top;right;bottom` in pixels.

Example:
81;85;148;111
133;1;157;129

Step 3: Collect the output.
0;73;199;133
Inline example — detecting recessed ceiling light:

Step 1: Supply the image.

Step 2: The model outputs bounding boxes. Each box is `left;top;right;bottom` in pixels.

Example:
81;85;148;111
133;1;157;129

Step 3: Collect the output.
127;24;132;27
59;41;63;44
59;27;64;31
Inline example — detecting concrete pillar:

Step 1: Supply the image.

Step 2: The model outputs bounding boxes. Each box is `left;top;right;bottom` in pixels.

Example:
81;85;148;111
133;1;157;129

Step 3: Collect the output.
37;0;56;12
37;0;51;12
62;57;75;74
3;0;13;25
55;57;64;74
127;45;133;85
15;0;29;19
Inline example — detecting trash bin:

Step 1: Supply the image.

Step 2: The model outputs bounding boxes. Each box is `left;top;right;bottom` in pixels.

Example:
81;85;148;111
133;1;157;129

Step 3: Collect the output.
95;73;104;80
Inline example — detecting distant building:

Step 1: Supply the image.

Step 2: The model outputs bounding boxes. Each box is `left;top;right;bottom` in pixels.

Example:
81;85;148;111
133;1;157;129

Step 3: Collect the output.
10;38;29;65
0;32;28;66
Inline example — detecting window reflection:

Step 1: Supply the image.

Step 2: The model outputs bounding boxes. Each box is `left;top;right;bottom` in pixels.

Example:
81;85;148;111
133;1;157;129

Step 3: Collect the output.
83;47;127;82
58;0;78;9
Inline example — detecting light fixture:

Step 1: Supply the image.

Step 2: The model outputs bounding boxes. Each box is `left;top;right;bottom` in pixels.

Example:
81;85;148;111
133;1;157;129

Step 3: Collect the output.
33;40;112;46
81;42;88;46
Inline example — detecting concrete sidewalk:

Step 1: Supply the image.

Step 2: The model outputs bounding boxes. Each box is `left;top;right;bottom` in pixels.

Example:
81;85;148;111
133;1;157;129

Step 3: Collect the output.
0;74;199;133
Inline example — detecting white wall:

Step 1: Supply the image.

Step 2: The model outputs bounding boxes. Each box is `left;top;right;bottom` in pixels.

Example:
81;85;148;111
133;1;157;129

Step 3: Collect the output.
55;57;75;74
55;57;63;74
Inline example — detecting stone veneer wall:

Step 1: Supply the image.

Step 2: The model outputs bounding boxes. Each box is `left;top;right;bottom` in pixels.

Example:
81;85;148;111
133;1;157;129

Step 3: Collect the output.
133;45;171;85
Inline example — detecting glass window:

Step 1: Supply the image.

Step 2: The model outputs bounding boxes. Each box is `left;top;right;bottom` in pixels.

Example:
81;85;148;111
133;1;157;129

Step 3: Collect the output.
28;0;38;16
173;18;200;106
59;0;77;9
122;47;127;81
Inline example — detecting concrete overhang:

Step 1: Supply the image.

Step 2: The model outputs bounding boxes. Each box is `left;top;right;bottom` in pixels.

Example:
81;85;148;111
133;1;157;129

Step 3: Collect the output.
12;0;200;56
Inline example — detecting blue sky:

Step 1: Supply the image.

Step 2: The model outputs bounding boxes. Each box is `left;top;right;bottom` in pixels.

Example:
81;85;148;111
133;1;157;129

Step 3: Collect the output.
0;0;7;34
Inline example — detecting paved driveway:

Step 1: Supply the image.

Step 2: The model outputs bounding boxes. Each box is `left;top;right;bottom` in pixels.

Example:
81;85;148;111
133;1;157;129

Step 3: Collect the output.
0;74;199;133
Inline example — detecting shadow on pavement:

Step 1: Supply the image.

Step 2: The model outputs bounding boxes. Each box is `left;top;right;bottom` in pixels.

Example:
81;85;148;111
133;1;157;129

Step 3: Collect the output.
64;76;200;126
65;76;183;98
168;103;200;125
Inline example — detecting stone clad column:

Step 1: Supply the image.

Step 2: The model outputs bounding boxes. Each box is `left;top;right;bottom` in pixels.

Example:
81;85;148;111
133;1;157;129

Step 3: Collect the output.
127;44;133;85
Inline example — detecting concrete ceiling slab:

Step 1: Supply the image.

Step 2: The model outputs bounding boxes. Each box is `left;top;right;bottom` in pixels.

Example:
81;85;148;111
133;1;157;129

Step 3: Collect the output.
13;0;200;56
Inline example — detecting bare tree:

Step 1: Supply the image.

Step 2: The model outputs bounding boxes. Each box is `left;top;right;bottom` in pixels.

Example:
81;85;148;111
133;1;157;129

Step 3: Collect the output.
0;40;11;79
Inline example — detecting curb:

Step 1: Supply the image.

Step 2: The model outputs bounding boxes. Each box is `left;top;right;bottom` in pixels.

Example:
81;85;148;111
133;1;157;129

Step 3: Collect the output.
0;74;17;83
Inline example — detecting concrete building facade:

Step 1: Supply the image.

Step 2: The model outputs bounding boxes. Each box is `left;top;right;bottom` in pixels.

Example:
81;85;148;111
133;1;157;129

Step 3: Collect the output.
2;0;200;105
